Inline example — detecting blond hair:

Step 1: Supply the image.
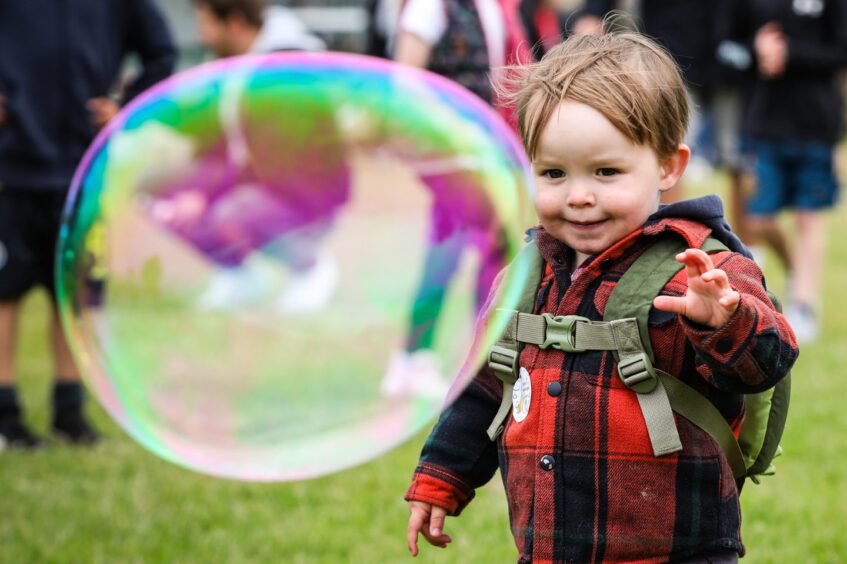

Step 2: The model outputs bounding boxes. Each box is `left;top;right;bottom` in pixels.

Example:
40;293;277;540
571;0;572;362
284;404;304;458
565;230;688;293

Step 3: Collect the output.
502;32;689;161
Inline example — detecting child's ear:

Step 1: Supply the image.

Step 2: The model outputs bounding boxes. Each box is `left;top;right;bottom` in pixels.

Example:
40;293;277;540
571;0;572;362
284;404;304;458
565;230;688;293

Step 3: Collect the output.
658;144;691;193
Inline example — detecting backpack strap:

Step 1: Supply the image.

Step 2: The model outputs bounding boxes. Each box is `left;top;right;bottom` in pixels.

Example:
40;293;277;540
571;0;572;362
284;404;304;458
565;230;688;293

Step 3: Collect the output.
605;234;745;477
485;235;749;478
485;241;545;440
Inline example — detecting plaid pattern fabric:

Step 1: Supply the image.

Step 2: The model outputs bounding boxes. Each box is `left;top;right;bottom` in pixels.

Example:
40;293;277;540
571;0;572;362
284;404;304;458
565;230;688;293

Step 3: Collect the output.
406;217;798;563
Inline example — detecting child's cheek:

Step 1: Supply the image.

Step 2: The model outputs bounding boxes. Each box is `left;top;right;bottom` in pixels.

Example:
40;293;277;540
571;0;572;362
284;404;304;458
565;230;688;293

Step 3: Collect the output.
534;191;562;223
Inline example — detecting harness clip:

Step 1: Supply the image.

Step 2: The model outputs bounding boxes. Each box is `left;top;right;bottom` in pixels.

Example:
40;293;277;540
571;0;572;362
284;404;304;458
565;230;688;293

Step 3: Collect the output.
540;314;589;352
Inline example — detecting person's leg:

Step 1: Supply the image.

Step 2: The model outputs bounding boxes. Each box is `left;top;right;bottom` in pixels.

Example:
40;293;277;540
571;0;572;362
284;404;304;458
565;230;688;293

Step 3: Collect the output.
380;208;464;399
41;192;99;443
746;214;793;271
405;229;465;351
0;300;18;387
0;298;42;448
727;168;756;244
791;210;826;307
50;304;78;382
746;141;793;271
713;87;757;244
784;142;839;343
48;301;98;443
0;191;43;448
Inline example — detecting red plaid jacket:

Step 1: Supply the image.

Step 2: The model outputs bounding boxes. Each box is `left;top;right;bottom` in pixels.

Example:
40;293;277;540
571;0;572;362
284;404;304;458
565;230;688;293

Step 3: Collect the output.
405;215;798;563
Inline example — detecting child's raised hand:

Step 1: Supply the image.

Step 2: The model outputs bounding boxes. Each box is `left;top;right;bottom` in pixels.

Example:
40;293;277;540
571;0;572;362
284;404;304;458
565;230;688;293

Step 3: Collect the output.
407;501;452;556
652;248;740;328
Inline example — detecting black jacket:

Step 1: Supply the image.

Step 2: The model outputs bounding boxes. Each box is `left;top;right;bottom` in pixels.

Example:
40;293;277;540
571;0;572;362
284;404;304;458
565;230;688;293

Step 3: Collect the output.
726;0;847;144
583;0;724;87
0;0;176;191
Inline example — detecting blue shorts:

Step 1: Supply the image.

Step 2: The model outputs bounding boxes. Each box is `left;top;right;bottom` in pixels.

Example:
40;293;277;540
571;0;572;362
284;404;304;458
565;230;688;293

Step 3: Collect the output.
747;140;840;215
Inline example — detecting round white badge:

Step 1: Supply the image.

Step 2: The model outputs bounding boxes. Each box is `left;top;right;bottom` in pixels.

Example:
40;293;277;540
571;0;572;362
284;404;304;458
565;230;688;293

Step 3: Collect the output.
512;367;532;422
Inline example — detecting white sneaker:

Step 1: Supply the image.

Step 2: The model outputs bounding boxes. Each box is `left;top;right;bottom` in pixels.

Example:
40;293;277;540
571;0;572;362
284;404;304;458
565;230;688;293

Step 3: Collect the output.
380;349;450;400
275;253;339;314
197;258;276;311
786;303;820;345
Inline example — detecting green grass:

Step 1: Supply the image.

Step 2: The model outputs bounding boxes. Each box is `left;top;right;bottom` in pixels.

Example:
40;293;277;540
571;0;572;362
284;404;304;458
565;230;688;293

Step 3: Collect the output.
2;171;846;562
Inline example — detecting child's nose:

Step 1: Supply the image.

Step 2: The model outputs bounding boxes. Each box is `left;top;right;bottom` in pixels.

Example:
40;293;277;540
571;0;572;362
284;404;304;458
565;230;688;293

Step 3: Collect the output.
565;180;595;207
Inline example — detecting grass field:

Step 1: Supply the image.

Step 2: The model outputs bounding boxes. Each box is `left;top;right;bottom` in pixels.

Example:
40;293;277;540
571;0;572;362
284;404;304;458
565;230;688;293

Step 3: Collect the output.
2;171;846;563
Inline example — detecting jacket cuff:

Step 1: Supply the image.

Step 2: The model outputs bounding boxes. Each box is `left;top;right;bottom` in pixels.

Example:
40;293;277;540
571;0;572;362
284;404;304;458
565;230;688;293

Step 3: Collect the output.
681;293;757;364
405;472;473;516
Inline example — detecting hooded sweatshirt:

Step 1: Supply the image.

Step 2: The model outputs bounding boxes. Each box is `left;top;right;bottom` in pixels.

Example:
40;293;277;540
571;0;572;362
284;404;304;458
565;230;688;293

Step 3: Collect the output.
0;0;175;192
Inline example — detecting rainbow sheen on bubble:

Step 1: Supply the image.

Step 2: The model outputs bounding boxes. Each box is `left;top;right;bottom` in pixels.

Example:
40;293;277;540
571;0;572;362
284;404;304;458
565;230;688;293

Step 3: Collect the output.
58;52;534;481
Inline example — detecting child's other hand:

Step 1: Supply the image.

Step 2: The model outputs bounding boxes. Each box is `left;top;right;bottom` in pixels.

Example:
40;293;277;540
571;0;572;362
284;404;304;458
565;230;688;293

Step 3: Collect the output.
652;248;740;329
407;501;452;556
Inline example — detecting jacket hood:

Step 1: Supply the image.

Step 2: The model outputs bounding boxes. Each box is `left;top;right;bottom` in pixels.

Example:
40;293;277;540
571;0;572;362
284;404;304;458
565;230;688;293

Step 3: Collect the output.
649;195;753;258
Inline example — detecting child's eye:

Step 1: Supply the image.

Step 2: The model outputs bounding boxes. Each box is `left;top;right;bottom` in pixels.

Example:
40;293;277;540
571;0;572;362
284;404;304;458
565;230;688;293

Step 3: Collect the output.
596;168;619;177
543;169;565;179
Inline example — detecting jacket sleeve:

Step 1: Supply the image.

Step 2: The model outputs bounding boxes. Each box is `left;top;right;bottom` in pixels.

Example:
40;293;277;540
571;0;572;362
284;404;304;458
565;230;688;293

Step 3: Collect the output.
404;270;508;515
786;0;847;74
681;252;798;394
404;371;503;515
123;0;177;103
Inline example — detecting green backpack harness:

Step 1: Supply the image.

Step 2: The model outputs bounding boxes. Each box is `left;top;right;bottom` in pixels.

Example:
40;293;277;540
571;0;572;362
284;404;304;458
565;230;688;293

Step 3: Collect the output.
486;234;790;483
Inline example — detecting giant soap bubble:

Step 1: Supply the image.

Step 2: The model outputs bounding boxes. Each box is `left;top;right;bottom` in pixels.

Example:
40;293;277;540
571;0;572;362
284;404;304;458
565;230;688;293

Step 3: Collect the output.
58;52;534;481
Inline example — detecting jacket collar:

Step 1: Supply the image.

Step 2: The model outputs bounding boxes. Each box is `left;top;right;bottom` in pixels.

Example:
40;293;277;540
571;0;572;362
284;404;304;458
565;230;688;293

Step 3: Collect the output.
530;196;727;274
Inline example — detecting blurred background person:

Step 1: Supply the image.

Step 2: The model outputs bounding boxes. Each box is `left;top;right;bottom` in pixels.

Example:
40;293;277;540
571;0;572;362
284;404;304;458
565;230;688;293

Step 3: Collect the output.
192;0;326;57
381;0;536;395
575;0;739;207
726;0;847;343
0;1;176;448
188;0;342;313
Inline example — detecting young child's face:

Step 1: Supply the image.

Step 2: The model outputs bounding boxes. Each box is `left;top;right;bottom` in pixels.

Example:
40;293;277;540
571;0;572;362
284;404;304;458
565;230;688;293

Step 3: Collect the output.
531;100;684;265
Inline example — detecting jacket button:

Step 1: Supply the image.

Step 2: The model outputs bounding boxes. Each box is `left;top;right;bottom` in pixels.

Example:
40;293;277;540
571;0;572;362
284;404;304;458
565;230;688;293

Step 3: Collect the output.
539;455;555;471
600;258;614;270
547;381;562;396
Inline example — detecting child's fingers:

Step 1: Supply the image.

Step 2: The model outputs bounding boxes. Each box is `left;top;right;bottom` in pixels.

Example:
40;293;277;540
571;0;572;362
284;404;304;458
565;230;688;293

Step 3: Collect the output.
429;506;447;537
407;510;426;556
652;295;686;316
718;290;741;310
676;248;715;275
701;268;733;294
422;506;452;548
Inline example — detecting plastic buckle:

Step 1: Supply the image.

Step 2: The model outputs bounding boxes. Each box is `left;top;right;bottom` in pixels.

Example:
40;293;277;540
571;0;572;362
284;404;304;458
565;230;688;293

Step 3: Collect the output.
488;345;519;381
540;314;589;352
617;352;658;393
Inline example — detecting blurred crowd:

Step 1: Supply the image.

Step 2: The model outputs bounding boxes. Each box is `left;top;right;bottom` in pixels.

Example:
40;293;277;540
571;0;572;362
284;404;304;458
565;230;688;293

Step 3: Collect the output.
1;0;845;448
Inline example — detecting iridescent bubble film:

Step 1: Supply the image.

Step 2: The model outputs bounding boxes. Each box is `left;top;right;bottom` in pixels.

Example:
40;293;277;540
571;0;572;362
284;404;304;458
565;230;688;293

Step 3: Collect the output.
58;52;534;481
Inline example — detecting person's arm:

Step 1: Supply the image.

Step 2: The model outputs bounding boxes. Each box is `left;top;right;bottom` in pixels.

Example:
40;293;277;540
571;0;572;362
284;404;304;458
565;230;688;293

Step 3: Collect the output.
122;0;177;102
393;30;433;68
653;250;798;394
404;267;511;552
392;0;445;67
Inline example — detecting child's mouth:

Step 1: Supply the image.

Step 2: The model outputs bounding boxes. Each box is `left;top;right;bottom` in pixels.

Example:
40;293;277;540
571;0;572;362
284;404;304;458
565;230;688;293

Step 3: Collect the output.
568;219;607;230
